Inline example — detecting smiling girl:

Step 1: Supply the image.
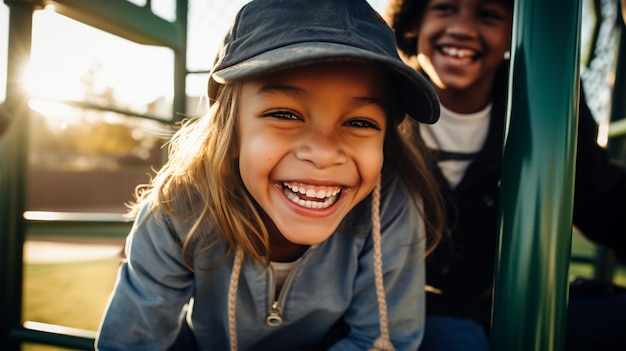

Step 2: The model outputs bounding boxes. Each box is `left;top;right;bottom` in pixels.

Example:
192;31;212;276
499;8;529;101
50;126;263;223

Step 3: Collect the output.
95;0;446;350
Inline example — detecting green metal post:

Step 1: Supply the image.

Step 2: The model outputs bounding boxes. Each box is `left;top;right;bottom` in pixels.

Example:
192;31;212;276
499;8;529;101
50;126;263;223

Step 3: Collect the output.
491;0;581;350
173;0;188;122
1;1;36;349
48;0;185;50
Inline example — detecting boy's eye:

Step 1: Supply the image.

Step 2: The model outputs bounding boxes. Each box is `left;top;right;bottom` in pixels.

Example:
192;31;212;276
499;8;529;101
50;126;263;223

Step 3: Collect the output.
345;118;381;130
479;9;504;21
479;5;509;22
431;2;455;14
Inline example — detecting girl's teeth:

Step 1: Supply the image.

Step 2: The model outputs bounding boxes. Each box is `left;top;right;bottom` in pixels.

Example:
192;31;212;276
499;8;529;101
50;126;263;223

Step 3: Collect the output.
284;190;338;209
282;182;342;209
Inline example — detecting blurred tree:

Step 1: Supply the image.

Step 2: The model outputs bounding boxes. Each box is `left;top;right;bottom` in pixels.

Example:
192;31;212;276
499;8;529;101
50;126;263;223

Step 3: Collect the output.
29;62;166;170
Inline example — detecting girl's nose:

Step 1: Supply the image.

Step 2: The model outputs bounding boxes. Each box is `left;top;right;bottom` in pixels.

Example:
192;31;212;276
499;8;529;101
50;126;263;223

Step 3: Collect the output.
294;132;347;169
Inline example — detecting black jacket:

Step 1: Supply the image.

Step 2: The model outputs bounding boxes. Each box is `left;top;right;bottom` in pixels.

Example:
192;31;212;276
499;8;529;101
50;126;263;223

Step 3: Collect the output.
425;86;626;330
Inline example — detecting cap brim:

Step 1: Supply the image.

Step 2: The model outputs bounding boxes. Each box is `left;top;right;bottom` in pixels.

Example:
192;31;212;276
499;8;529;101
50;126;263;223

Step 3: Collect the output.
211;42;439;124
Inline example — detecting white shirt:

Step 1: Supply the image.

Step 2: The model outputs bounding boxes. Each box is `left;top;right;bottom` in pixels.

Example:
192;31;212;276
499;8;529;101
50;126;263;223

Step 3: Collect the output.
420;104;492;188
271;260;298;297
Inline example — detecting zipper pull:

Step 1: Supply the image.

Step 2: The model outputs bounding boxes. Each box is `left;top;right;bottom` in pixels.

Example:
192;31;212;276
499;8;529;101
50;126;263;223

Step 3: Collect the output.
266;301;283;327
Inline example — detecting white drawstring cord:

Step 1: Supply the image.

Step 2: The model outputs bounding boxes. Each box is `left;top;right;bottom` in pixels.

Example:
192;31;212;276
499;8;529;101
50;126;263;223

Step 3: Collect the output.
369;179;395;351
228;246;244;351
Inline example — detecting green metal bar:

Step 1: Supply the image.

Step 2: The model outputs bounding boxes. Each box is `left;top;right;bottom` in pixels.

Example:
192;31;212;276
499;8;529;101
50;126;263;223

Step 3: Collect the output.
491;0;581;350
609;118;626;138
24;211;133;238
11;322;95;350
592;248;617;282
29;97;177;124
42;0;185;51
0;2;34;350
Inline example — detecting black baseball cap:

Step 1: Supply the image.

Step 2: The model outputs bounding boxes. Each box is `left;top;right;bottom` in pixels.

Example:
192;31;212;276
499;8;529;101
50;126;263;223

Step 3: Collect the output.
208;0;440;124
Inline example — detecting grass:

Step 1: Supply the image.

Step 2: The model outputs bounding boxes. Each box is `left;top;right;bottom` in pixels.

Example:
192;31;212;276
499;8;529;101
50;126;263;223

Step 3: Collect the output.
18;236;626;351
613;265;626;286
569;230;626;286
23;258;120;330
22;255;121;351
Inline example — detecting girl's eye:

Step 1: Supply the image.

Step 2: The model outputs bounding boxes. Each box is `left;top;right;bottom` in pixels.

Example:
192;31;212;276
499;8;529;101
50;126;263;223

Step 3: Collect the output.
345;118;381;130
263;110;300;121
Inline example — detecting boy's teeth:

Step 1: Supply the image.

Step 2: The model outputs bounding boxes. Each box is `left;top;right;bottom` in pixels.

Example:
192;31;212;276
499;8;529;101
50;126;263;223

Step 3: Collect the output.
443;46;474;58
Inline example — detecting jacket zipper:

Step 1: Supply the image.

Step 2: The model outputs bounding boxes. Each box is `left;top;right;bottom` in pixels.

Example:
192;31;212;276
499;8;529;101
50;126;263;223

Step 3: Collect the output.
265;248;314;327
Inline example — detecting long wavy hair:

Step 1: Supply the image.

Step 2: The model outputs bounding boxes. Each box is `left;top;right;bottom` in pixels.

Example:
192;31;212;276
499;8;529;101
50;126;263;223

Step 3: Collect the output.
129;78;446;269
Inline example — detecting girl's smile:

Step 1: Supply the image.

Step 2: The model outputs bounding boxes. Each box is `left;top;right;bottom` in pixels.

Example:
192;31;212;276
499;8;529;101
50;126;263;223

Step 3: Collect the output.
281;181;342;209
237;62;387;247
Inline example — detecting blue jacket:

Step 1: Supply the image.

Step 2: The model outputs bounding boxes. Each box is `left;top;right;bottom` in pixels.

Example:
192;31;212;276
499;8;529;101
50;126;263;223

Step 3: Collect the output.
96;178;427;350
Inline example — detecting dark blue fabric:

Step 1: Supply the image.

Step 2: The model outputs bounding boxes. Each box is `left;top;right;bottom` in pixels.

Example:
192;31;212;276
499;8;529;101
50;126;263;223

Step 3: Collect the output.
566;280;626;351
419;281;626;351
419;316;489;351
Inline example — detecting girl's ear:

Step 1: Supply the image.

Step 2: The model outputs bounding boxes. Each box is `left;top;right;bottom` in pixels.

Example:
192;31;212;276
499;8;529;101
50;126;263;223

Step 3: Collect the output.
230;141;239;159
231;126;240;159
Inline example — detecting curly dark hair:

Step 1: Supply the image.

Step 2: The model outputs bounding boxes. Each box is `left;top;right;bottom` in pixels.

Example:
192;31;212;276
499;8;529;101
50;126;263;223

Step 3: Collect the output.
384;0;428;58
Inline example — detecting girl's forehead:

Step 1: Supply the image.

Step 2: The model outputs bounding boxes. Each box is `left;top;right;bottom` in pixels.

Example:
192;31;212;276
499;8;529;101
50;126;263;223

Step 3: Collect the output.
250;62;388;95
